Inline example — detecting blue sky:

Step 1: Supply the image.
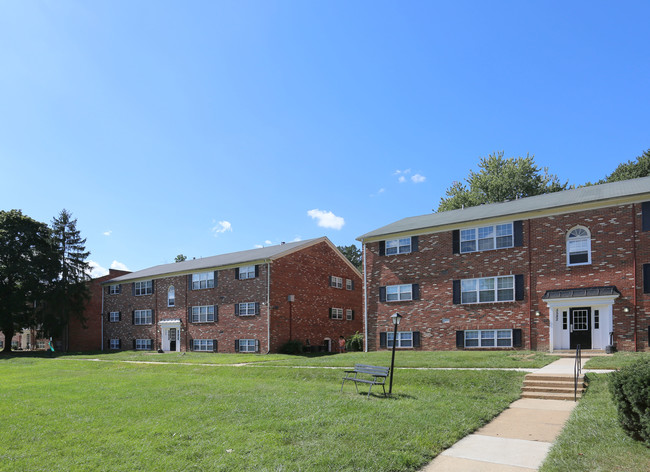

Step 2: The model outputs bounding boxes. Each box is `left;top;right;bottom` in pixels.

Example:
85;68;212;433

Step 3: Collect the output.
1;1;649;277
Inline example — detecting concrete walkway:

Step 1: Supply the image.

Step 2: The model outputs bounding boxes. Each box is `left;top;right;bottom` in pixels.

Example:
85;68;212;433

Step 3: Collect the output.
420;358;589;471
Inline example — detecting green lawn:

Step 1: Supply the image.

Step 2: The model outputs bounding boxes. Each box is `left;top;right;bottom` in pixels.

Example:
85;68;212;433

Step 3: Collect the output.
584;352;650;370
0;356;526;471
52;349;557;369
540;374;650;472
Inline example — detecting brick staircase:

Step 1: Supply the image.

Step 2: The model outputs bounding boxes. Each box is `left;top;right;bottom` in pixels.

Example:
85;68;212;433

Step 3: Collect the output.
521;373;587;400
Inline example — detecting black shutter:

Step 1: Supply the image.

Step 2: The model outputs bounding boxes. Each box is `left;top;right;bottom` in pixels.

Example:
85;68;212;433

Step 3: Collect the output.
149;339;153;350
132;283;135;296
350;310;355;320
644;264;650;293
329;308;333;319
452;280;461;304
643;202;650;231
329;276;333;287
188;274;193;291
188;307;193;323
255;340;260;353
118;339;121;349
452;230;460;254
350;280;354;290
255;302;260;315
412;283;420;300
515;274;525;301
379;241;385;256
234;304;240;316
150;280;155;293
214;305;218;322
132;339;136;350
379;286;386;302
132;311;135;324
213;271;218;287
379;332;387;348
513;221;524;247
188;339;193;351
151;309;155;323
235;339;239;352
235;268;240;280
118;312;121;322
213;340;218;352
513;329;523;348
412;236;419;252
413;331;421;348
456;330;464;348
255;265;259;278
117;284;121;294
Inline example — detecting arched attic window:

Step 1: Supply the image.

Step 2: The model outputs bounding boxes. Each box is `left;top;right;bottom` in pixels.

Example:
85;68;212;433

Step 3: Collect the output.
168;286;175;307
566;226;591;266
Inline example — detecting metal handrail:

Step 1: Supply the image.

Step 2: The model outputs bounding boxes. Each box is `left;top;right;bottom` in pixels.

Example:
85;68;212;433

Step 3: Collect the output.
574;344;582;402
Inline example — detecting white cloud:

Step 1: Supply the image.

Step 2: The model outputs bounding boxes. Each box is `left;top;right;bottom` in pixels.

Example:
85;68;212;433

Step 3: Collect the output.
291;236;302;242
370;188;385;197
212;220;233;236
411;174;426;183
88;260;108;278
398;176;406;183
307;209;345;230
265;240;272;245
110;260;130;271
103;230;112;236
394;169;411;176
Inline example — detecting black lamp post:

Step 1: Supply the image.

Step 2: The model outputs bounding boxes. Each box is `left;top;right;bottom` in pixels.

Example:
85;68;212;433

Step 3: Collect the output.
388;312;402;395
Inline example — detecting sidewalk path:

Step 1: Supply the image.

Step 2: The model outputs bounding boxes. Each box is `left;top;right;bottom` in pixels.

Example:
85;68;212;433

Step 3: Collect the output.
420;357;591;471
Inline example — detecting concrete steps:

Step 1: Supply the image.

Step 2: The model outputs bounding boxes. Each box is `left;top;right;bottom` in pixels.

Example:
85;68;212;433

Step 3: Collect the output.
521;373;586;401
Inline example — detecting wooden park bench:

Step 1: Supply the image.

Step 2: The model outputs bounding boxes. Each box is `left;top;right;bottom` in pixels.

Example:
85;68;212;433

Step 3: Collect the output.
340;364;390;398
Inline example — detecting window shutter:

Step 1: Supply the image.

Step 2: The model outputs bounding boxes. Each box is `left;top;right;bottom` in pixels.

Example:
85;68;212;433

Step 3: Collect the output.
643;202;650;231
379;241;385;256
379;332;387;348
351;310;355;320
329;308;333;319
214;271;218;287
213;340;218;352
350;280;354;290
255;340;260;353
412;236;419;252
117;284;121;294
234;304;240;316
255;265;259;278
132;339;136;350
151;280;155;293
235;339;239;352
452;280;461;304
149;339;153;350
132;311;135;324
188;274;193;291
452;230;460;254
151;309;155;322
412;283;420;301
515;274;525;301
188;307;193;323
118;339;121;349
188;339;193;351
118;312;121;322
514;220;524;247
132;283;135;296
644;264;650;293
214;305;218;322
413;331;421;348
329;276;333;287
456;330;464;348
255;302;260;315
235;268;240;279
379;286;386;302
513;329;523;348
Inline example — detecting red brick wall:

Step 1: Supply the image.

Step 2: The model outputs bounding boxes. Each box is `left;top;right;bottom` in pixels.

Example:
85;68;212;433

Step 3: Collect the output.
365;201;650;352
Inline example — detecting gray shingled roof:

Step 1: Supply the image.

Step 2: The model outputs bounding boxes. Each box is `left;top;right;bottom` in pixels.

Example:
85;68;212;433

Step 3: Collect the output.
358;176;650;241
105;238;324;283
542;286;621;300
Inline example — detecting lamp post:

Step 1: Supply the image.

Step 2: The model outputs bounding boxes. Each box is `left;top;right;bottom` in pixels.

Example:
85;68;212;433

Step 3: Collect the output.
388;312;402;395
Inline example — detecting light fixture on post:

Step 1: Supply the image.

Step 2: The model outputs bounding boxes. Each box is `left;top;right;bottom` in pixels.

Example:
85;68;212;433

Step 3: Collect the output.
389;312;402;395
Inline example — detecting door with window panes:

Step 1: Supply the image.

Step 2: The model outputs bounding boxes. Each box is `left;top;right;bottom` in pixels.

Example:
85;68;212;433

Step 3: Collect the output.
569;307;591;349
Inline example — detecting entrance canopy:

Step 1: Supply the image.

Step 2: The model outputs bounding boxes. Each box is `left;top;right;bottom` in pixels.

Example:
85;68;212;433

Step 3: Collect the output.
542;286;620;302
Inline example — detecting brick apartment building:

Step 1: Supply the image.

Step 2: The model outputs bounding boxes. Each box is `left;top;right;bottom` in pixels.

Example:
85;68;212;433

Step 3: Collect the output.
102;237;362;353
358;176;650;352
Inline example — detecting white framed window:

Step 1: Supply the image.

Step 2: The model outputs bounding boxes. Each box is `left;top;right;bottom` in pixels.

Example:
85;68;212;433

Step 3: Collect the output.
465;329;512;348
191;305;215;323
330;276;343;288
192;272;214;290
461;223;513;253
109;284;120;294
386;284;413;302
239;265;256;280
238;339;257;353
134;281;153;296
385;237;412;255
567;227;591;266
461;276;514;304
135;339;152;350
193;339;214;352
167;286;175;307
238;302;257;316
109;312;120;322
134;309;152;325
36;340;45;349
110;339;120;350
387;331;413;348
346;279;353;290
346;309;354;321
330;308;343;319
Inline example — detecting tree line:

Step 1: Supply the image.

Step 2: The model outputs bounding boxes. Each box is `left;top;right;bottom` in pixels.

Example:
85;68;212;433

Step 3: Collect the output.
0;209;90;353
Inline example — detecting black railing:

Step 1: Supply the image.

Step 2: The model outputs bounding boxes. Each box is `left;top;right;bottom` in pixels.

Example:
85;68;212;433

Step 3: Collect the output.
574;344;582;402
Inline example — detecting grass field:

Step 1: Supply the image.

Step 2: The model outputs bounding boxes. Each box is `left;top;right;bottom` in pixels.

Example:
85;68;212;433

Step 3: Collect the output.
583;351;650;370
540;374;650;472
0;355;527;471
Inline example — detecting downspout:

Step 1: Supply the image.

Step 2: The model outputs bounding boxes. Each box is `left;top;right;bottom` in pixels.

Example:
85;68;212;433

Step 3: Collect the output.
363;241;368;353
267;261;271;354
632;204;638;351
101;284;104;351
527;219;533;351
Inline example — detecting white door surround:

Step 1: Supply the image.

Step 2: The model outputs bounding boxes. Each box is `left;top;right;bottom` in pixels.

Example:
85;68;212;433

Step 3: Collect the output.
159;319;182;352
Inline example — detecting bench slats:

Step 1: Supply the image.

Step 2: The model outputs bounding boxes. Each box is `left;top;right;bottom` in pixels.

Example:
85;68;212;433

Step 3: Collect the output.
340;364;391;398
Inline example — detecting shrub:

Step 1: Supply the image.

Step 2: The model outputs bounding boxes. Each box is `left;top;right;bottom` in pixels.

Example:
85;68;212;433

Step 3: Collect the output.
278;340;304;355
345;332;364;352
609;356;650;444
